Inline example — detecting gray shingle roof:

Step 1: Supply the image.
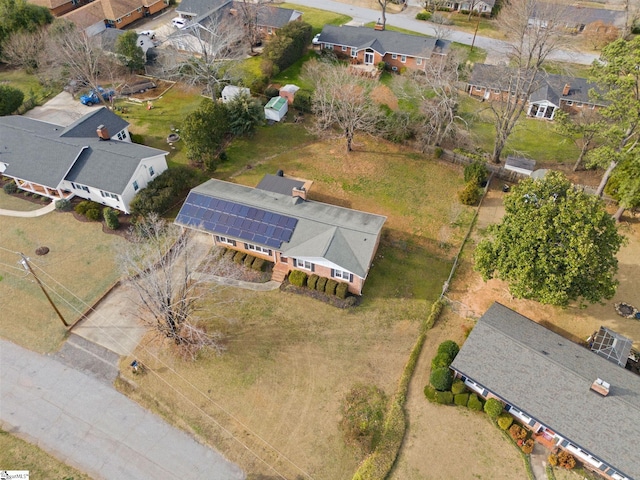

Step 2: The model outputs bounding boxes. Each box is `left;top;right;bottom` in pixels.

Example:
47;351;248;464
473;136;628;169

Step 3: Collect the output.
451;303;640;480
255;5;300;28
60;107;129;138
318;25;450;58
176;0;229;18
256;174;304;196
0;110;166;195
176;178;386;278
469;64;606;106
531;3;625;27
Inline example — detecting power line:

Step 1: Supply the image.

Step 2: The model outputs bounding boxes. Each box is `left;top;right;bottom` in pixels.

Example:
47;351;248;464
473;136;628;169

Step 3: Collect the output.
29;261;313;480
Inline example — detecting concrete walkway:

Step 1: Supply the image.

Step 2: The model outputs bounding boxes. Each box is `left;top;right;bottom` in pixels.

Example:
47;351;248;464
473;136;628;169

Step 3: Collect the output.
0;202;56;217
530;441;549;480
0;339;245;480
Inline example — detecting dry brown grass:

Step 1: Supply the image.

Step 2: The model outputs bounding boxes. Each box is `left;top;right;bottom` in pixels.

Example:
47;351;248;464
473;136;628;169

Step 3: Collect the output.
0;212;126;353
0;429;92;479
0;190;48;211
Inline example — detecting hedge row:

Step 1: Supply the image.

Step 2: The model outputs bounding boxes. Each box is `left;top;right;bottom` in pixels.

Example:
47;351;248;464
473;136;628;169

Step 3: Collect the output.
287;270;349;299
228;250;269;271
352;299;444;480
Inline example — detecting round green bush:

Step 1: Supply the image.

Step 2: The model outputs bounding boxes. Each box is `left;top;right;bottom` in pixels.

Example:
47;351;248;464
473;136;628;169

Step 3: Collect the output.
451;379;467;395
497;413;513;430
234;252;247;264
467;393;483;411
484;398;504;419
84;206;101;221
423;384;436;402
336;282;349;299
244;254;255;268
224;249;236;260
429;367;453;391
434;390;453;405
264;86;280;98
325;279;338;296
103;207;120;230
416;11;432;20
464;160;489;186
458;181;481;205
3;181;18;194
307;274;319;290
75;200;91;215
316;276;327;292
454;393;469;406
252;258;266;271
289;269;308;287
431;352;453;370
55;198;71;211
437;340;460;359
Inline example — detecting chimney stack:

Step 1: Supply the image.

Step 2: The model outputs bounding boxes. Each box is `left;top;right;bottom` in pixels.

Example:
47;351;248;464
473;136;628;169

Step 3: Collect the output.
292;186;307;201
562;83;571;96
590;378;610;397
96;124;110;140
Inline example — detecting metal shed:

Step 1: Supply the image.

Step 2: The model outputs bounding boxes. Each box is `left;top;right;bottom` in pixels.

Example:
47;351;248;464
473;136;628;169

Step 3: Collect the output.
264;96;288;122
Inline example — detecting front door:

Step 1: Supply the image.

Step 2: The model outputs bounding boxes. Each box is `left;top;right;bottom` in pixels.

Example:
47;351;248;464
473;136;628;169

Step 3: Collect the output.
364;51;374;65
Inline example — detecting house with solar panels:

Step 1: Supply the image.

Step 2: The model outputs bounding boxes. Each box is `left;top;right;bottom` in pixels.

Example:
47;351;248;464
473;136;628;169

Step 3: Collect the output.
0;107;168;214
451;303;640;480
174;173;386;295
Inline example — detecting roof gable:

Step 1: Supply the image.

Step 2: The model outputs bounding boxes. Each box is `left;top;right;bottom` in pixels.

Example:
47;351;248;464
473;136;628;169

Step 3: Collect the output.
256;6;300;28
176;0;230;17
61;107;128;138
451;303;640;480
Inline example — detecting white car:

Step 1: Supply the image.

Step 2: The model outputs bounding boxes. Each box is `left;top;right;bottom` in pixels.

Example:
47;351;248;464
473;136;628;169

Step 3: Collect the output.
312;33;321;45
139;30;156;39
172;17;188;29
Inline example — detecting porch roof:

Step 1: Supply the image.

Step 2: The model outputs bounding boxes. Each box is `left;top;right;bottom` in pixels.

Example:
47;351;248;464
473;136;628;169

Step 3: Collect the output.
451;303;640;480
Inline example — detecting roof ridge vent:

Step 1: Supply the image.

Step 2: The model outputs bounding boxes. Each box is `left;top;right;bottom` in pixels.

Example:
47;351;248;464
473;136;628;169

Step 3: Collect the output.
590;378;610;396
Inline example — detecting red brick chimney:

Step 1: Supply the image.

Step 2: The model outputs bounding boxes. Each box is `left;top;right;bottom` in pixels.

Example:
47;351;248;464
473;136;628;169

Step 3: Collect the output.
96;125;110;140
562;83;571;96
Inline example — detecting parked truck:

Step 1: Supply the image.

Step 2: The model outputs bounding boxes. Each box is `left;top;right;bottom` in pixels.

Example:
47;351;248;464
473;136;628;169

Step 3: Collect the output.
80;86;114;106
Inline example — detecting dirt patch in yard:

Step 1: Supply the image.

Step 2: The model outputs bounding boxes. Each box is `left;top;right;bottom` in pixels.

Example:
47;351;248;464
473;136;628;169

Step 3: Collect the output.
371;84;399;110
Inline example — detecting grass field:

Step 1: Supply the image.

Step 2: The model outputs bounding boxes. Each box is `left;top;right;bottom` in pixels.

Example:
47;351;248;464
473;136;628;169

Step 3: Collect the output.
279;3;352;33
0;68;57;111
0;190;49;211
0;211;125;353
116;132;480;479
0;429;91;480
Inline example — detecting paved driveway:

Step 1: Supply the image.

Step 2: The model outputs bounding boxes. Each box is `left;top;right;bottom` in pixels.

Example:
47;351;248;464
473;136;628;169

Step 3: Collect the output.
0;339;245;480
24;91;96;126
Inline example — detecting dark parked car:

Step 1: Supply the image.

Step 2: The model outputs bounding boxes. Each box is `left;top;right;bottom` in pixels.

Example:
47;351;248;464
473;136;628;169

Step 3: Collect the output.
119;80;157;96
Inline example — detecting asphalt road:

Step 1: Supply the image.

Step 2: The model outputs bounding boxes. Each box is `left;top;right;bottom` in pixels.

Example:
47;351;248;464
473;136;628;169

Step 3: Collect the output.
286;0;599;65
0;339;245;480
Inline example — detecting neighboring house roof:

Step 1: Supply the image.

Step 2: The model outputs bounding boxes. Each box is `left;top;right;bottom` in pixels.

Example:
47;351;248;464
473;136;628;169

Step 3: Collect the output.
256;174;304;196
95;27;126;52
469;63;605;107
318;25;450;58
176;0;229;17
101;0;142;19
28;0;70;9
0;108;166;194
62;0;108;29
530;3;625;27
451;303;640;480
175;178;386;278
255;6;301;28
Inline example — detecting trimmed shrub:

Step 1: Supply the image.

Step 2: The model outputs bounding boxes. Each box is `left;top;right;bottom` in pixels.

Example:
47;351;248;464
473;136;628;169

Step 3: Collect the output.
467;393;483;411
252;258;266;271
264;86;280;98
224;249;236;260
464;160;489;186
316;276;327;292
3;181;18;194
497;413;513;430
423;384;436;402
75;201;91;216
434;146;443;158
103;207;120;230
484;398;503;419
454;393;469;406
234;252;247;264
434;390;453;405
458;180;481;205
431;352;453;370
261;21;312;76
521;439;534;454
429;367;453;391
437;340;460;359
451;380;467;395
84;205;101;221
244;254;255;268
289;269;308;287
548;453;558;467
557;451;576;469
307;274;319;290
292;90;312;113
0;85;24;115
55;198;71;211
416;11;431;20
325;279;338;296
509;424;527;441
336;282;349;299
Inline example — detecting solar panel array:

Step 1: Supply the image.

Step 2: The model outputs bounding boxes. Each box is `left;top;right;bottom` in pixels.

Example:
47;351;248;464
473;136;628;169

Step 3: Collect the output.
176;192;298;249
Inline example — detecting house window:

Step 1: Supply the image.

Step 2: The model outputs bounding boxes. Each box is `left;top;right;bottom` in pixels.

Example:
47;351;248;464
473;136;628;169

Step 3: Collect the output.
416;58;422;65
100;191;119;200
116;18;122;23
351;47;357;57
391;66;398;71
149;166;155;176
117;130;127;140
474;86;481;91
342;45;347;52
566;100;573;106
332;269;353;282
294;258;314;271
590;104;596;109
267;27;273;35
391;53;397;59
137;7;142;12
576;102;583;108
216;235;236;246
493;89;500;94
401;55;406;63
133;181;139;191
72;183;90;192
245;243;271;255
324;43;333;50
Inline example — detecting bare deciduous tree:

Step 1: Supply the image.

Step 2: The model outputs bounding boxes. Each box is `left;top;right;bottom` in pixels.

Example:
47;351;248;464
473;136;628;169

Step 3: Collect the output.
488;0;569;163
553;109;604;171
305;59;384;152
236;0;270;52
161;17;246;97
119;215;227;360
1;28;45;73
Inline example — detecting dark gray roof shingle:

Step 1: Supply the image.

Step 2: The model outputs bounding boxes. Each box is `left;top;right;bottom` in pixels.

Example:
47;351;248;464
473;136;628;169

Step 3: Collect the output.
176;0;229;18
255;5;300;28
319;25;450;58
256;174;304;196
60;107;129;138
451;303;640;480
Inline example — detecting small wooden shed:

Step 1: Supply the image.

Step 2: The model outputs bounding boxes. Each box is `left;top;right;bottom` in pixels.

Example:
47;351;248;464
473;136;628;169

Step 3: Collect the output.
264;96;288;122
505;156;536;176
221;85;250;103
279;84;300;105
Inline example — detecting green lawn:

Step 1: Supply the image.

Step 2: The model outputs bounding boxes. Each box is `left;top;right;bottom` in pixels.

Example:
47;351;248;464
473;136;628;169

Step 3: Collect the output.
459;96;580;164
0;69;57;111
271;50;319;90
279;3;352;33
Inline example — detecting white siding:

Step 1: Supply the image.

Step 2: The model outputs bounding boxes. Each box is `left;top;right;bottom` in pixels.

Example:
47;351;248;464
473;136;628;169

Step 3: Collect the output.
120;154;168;213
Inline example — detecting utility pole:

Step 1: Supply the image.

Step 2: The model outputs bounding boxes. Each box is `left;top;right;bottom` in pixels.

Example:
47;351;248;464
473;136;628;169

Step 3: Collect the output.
470;16;480;53
19;253;69;328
